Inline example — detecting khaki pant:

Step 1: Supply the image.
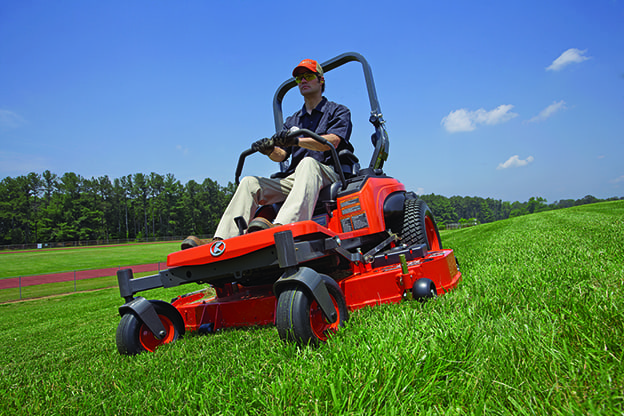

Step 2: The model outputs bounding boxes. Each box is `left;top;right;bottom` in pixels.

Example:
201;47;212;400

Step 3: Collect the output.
214;157;339;239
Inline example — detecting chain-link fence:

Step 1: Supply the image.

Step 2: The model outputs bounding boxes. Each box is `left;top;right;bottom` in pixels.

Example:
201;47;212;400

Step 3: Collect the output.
0;262;165;302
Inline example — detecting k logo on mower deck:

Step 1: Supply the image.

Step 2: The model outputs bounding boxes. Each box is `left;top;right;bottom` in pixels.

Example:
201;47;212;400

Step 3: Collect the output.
210;241;226;257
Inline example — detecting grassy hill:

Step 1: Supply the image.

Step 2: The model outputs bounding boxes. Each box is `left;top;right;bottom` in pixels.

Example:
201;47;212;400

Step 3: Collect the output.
0;201;622;414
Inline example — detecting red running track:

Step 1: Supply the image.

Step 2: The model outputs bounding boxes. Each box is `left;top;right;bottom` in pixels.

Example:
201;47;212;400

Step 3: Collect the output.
0;263;163;290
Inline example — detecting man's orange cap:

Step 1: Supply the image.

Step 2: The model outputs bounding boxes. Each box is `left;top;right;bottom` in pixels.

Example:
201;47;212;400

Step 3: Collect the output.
292;59;324;77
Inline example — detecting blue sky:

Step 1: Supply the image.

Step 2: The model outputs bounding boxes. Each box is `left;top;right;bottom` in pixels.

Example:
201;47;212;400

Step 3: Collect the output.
1;0;623;203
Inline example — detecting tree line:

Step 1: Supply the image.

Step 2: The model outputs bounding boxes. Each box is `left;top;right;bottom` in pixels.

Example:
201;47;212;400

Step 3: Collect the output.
0;170;235;245
419;193;622;228
1;170;621;245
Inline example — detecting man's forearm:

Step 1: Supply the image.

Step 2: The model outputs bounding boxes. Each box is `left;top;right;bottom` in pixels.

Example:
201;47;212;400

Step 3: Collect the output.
298;134;341;151
269;133;341;161
269;147;288;162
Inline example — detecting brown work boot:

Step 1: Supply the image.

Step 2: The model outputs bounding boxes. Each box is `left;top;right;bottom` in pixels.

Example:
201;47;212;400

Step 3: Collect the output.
247;217;275;233
181;236;210;250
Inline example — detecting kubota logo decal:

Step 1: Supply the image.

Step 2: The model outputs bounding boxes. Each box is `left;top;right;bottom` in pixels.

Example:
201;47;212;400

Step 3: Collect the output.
210;241;226;257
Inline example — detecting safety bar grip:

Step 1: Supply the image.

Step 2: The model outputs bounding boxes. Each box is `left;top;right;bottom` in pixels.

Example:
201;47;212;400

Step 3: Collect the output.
235;148;257;186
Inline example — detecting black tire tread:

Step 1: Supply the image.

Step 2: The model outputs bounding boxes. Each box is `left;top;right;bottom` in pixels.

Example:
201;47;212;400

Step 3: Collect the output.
115;301;184;355
116;313;143;355
275;283;348;347
401;199;441;249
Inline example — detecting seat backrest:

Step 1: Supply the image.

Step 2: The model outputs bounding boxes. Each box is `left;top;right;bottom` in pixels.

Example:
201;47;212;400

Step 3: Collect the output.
338;149;360;179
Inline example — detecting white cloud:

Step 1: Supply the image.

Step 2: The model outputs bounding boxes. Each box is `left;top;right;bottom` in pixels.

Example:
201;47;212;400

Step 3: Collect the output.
441;104;518;133
527;100;567;123
441;109;475;132
546;48;590;71
0;109;25;129
497;155;534;170
611;175;624;184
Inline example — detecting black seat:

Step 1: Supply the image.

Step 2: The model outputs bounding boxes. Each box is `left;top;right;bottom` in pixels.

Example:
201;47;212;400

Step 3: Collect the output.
338;149;359;179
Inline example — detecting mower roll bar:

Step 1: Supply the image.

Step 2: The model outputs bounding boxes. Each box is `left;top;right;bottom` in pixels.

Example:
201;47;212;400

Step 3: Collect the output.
272;52;389;171
235;128;347;190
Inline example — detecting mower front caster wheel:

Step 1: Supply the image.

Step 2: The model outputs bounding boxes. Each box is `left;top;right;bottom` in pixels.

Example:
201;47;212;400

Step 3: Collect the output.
276;284;349;347
412;278;437;302
116;300;185;355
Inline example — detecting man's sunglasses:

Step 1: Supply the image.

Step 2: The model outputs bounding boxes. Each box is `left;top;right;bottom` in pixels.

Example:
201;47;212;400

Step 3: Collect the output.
295;73;318;84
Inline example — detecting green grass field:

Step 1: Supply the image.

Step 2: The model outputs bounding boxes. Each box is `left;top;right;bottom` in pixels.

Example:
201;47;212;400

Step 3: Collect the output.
1;201;622;414
0;242;180;279
0;241;183;302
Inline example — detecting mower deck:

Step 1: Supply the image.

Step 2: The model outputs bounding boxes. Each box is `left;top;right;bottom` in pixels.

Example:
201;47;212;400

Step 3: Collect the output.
171;246;460;334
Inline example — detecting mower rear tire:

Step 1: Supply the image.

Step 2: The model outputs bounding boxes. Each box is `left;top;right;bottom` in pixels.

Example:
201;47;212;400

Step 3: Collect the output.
400;199;442;250
116;300;185;355
276;283;348;347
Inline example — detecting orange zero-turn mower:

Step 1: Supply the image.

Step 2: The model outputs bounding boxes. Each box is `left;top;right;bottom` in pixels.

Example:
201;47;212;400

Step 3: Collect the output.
115;53;461;355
